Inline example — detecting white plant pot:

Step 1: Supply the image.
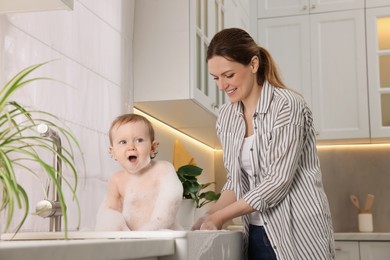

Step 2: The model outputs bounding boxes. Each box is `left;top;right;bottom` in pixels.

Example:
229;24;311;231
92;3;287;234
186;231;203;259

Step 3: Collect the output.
176;199;196;230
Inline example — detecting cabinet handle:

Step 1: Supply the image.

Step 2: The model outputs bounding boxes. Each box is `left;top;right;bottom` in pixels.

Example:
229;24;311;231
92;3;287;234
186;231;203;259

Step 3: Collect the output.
311;4;316;9
302;5;307;11
211;103;219;110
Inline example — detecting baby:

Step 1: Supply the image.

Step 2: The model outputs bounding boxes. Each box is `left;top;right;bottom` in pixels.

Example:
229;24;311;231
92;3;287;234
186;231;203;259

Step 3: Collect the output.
95;114;183;231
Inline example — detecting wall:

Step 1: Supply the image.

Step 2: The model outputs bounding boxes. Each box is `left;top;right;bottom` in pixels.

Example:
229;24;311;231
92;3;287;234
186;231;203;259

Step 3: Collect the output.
0;0;134;232
135;110;216;191
319;145;390;232
0;0;222;233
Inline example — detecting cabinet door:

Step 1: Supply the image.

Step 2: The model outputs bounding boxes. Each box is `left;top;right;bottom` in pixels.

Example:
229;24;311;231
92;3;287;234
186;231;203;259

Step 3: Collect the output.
256;0;364;18
310;0;364;14
258;10;369;141
257;15;312;107
194;0;245;114
311;10;369;140
192;0;219;114
257;0;309;18
366;6;390;139
335;241;360;260
366;0;390;8
133;0;191;103
360;242;390;260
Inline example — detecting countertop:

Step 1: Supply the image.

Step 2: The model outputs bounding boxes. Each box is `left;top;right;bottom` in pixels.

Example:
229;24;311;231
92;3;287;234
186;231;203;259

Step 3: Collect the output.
0;238;175;260
227;225;390;242
0;230;243;260
334;232;390;241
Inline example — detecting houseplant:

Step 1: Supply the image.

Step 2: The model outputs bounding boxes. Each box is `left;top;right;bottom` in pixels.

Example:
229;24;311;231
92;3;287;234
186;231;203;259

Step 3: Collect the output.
176;164;220;208
0;62;83;235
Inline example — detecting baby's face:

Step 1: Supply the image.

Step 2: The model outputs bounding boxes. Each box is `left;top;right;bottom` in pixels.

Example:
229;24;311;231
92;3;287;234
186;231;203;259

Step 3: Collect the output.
110;121;154;174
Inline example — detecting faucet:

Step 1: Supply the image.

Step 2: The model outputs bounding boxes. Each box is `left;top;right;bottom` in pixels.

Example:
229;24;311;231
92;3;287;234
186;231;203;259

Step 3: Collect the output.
35;123;63;232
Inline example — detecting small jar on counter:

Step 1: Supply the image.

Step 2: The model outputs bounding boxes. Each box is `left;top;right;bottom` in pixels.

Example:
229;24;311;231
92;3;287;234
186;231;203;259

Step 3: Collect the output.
358;211;373;232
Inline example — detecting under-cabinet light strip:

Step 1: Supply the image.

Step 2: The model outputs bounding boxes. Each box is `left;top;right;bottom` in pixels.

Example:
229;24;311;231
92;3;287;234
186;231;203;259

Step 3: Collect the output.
317;143;390;149
134;109;390;151
134;108;219;152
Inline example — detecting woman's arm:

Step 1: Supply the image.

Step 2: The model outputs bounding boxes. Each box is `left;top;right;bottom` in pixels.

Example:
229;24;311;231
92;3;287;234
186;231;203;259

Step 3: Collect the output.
192;189;249;230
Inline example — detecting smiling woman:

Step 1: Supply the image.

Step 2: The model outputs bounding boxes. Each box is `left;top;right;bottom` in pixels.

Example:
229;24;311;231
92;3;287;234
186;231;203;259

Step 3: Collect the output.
192;28;336;260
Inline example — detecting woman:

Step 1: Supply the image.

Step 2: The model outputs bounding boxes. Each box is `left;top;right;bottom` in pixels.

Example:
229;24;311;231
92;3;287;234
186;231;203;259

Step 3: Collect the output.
192;28;335;260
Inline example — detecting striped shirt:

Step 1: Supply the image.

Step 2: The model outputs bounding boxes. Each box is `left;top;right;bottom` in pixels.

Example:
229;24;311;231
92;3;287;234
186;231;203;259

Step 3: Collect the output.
217;81;335;260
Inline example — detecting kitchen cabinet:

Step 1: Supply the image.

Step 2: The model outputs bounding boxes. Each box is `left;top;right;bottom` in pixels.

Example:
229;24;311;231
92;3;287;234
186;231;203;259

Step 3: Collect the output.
366;0;390;8
133;0;249;149
335;241;390;260
366;6;390;139
257;9;369;141
225;0;251;30
335;241;360;260
257;0;364;18
360;241;390;259
335;233;390;260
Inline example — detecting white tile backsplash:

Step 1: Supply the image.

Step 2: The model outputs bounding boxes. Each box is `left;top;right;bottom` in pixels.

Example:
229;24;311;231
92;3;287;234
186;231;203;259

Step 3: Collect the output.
0;0;134;232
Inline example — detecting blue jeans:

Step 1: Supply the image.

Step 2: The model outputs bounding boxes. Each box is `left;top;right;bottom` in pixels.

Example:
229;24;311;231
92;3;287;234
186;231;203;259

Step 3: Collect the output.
248;225;277;260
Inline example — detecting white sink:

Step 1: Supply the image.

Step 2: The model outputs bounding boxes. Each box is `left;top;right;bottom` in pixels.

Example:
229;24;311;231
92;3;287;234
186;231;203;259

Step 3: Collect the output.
1;230;243;260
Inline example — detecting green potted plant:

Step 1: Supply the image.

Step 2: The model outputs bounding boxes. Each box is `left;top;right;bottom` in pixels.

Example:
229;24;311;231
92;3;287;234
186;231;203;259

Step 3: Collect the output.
0;62;83;236
176;164;220;208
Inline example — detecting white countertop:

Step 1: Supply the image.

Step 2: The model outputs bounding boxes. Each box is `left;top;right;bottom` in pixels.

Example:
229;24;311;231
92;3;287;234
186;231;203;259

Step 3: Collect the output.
334;232;390;241
0;230;243;260
227;225;390;242
1;230;188;240
0;238;175;260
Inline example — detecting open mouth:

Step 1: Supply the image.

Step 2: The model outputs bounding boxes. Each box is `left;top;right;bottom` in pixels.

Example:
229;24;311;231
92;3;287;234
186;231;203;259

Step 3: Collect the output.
128;155;137;162
226;88;237;95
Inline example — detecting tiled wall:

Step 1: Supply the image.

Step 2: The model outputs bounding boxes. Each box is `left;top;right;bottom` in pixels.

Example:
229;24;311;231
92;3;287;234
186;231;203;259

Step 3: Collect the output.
0;0;135;232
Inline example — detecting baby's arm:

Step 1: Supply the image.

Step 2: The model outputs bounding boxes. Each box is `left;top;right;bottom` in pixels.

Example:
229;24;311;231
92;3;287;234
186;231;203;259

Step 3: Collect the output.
105;175;122;211
95;175;130;231
142;162;183;230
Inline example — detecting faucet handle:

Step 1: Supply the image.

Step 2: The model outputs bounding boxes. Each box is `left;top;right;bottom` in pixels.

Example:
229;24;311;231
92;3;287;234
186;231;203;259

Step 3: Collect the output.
37;123;59;138
35;199;62;218
37;124;49;135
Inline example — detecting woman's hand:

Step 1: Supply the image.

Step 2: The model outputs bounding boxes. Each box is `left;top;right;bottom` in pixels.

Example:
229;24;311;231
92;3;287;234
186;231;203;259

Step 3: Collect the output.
200;221;218;230
191;213;209;230
199;213;223;230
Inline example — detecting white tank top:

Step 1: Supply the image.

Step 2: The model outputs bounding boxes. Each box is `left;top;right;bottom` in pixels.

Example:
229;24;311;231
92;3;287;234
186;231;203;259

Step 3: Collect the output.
240;135;263;226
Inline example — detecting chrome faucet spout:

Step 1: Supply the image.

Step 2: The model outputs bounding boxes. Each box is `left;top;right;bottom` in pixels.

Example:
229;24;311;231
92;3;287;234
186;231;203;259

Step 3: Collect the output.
36;123;63;232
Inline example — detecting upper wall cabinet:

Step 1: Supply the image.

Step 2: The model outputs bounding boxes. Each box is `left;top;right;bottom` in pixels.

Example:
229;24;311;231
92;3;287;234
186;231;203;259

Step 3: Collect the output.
0;0;73;13
257;0;364;18
133;0;249;149
366;0;390;8
257;5;369;142
366;6;390;139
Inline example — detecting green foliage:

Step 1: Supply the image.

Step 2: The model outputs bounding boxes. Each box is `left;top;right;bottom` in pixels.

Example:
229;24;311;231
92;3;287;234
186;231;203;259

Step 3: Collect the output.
0;62;84;235
176;165;220;208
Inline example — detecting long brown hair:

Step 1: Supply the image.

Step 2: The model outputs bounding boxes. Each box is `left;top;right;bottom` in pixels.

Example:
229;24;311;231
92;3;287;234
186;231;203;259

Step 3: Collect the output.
207;28;287;89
